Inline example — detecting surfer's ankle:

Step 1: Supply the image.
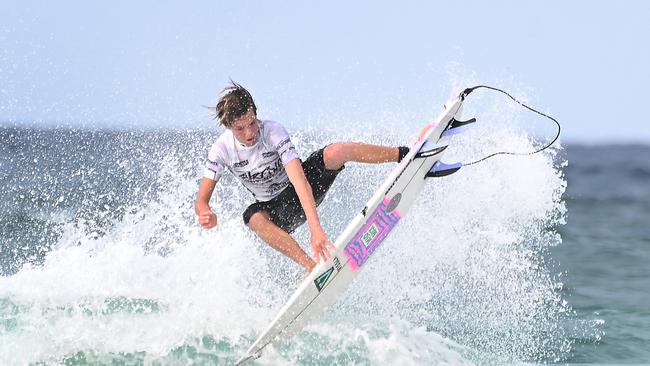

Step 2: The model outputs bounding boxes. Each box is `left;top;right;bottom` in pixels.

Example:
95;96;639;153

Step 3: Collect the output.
398;146;410;162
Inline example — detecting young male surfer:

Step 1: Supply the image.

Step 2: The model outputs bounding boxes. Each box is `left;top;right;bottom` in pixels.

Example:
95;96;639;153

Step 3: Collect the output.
195;82;409;274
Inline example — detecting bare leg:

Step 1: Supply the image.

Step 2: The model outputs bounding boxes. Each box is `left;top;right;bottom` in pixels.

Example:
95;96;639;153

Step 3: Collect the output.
323;142;400;170
247;211;317;272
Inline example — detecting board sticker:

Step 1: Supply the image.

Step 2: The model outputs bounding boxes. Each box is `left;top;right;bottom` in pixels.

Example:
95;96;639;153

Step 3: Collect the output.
314;266;335;292
344;198;401;270
333;256;342;271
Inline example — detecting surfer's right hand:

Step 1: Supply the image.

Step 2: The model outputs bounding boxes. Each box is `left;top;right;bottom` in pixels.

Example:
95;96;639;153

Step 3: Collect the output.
198;211;218;229
310;227;334;263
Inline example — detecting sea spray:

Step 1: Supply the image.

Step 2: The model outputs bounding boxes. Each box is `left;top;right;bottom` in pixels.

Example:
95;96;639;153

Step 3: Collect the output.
1;87;572;364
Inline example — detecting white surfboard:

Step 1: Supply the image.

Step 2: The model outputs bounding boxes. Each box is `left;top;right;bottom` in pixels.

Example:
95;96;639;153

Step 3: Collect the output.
235;92;474;365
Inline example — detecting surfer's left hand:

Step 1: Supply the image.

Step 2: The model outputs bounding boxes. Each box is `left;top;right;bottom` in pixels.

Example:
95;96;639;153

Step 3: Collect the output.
310;228;334;263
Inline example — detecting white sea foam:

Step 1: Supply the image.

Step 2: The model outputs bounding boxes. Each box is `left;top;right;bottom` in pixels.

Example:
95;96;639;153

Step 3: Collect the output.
0;77;569;365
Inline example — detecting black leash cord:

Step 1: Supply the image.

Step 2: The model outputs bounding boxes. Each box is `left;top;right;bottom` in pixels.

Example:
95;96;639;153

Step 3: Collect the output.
460;85;561;166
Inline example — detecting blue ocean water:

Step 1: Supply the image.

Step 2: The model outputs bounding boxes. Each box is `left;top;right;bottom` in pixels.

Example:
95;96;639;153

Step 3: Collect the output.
552;145;650;363
0;120;647;365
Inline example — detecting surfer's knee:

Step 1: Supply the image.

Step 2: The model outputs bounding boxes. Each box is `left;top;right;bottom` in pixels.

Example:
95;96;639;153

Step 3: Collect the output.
323;142;353;170
246;211;271;229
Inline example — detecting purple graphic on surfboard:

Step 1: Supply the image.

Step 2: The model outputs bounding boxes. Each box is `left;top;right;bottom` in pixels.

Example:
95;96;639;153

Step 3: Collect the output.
344;197;401;270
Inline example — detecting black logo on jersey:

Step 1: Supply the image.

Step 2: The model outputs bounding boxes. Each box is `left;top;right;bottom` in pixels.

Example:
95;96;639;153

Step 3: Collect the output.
238;159;283;183
262;151;277;158
276;138;291;149
267;182;287;194
279;146;296;158
314;266;335;292
233;160;249;168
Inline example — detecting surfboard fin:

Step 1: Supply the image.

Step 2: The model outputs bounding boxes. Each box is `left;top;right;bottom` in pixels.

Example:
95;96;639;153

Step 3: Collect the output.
441;117;476;138
415;140;448;159
426;161;462;178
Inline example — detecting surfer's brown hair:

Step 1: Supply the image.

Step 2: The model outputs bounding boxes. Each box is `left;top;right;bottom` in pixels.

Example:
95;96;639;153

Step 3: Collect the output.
215;81;257;127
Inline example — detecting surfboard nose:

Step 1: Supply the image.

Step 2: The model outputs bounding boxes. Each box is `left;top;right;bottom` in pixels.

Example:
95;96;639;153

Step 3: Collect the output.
234;352;261;366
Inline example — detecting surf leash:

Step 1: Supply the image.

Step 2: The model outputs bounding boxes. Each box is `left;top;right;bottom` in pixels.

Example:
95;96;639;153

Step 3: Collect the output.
458;85;561;166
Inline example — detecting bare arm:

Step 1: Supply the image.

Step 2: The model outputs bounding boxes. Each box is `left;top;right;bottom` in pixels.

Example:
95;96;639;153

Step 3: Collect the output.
284;159;333;263
195;178;218;229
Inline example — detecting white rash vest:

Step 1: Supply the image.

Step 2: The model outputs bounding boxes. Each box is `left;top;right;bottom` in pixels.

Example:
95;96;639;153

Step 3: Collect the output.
203;120;300;201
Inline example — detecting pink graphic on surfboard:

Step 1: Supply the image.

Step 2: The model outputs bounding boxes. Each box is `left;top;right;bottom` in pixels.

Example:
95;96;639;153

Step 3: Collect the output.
344;197;401;270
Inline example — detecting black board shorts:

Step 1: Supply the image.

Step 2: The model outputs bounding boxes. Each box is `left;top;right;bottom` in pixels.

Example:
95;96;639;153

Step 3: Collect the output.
242;146;343;234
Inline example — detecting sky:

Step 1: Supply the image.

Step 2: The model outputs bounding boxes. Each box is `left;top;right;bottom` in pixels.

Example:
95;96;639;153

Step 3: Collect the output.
1;0;649;143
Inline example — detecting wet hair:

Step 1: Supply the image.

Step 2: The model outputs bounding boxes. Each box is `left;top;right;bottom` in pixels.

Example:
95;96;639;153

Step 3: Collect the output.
215;81;257;127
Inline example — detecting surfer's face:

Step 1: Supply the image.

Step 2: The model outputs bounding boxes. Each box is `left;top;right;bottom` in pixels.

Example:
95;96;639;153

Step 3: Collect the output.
230;110;260;146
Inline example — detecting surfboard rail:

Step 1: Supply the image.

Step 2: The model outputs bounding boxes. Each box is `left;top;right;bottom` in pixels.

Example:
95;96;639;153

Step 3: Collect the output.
235;93;470;365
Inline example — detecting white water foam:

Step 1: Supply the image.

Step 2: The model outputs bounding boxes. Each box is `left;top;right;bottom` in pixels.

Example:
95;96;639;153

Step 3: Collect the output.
0;153;287;364
0;77;569;365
